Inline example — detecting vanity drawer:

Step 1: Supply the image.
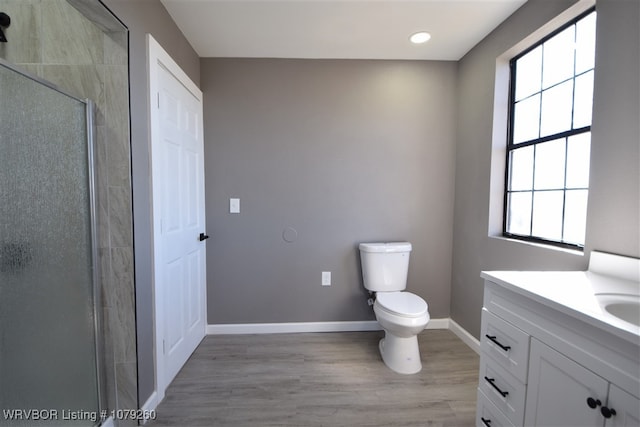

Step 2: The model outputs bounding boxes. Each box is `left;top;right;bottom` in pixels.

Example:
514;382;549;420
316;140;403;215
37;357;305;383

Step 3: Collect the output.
479;357;526;426
481;308;530;382
476;389;515;427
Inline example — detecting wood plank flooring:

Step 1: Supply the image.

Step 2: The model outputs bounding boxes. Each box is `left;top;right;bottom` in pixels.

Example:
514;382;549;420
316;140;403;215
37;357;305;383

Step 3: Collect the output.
148;329;479;427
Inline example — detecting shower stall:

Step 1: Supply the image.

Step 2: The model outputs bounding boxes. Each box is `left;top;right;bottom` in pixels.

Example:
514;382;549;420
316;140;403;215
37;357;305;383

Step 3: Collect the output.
0;0;134;423
0;60;104;425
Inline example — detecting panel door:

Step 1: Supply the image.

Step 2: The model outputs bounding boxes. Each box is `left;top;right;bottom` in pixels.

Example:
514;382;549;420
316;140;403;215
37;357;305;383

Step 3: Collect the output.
156;60;206;387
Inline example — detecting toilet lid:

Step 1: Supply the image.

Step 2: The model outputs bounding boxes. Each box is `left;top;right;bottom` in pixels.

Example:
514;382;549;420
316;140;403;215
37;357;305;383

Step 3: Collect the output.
376;292;428;318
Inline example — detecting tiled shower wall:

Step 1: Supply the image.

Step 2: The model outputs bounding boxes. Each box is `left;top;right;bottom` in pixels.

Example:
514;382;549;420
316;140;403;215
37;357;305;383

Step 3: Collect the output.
0;0;136;423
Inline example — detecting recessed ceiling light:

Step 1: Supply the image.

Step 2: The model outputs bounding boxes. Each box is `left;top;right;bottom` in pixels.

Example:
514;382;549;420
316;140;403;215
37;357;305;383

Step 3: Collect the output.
410;31;431;44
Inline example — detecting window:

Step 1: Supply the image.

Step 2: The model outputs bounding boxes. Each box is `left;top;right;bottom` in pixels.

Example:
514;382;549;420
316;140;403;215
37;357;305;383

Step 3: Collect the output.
504;9;596;250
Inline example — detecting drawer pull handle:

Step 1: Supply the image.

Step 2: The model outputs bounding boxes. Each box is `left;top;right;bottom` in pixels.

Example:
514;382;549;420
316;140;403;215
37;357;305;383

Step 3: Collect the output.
484;376;509;397
485;335;511;352
601;406;617;418
586;397;601;409
481;417;492;426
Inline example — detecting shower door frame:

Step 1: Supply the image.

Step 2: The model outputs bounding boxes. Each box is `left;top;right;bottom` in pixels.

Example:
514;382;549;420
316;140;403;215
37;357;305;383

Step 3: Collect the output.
0;57;106;424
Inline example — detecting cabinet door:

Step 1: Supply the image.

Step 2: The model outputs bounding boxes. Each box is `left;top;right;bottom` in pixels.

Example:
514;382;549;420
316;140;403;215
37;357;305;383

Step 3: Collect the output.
524;339;608;427
605;385;640;427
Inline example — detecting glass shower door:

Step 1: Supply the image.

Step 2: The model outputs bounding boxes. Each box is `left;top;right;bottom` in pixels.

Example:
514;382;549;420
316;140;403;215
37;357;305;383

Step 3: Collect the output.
0;62;101;426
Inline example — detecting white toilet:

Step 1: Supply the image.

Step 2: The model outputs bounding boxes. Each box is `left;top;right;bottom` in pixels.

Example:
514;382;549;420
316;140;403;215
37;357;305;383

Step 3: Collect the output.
359;242;430;374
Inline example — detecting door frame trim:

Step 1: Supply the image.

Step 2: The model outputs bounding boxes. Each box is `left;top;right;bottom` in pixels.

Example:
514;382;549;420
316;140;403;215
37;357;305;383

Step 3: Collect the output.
147;33;205;403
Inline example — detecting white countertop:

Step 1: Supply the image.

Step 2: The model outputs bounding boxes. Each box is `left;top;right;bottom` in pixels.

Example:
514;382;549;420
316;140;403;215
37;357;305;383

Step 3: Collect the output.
481;270;640;345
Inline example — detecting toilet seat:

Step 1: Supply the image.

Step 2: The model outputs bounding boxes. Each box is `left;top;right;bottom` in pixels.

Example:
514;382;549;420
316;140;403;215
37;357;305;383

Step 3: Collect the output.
376;292;428;318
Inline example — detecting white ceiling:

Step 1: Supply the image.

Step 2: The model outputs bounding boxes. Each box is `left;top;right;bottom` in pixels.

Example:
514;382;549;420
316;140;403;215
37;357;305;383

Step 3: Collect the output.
160;0;527;61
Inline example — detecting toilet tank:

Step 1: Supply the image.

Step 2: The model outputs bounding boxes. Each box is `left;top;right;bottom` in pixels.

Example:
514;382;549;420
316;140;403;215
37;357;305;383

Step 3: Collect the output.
359;242;412;292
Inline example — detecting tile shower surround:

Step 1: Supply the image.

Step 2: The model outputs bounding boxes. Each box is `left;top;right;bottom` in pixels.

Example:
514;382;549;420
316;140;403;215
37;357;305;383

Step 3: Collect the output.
0;0;136;423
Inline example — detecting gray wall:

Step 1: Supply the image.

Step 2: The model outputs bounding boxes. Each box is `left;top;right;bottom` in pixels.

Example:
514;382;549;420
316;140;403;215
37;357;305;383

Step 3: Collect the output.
587;0;640;258
101;0;201;407
201;59;457;324
451;0;640;338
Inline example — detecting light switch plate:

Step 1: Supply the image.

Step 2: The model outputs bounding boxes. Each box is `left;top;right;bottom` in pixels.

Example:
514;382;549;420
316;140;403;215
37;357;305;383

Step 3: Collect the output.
229;198;240;213
322;271;331;286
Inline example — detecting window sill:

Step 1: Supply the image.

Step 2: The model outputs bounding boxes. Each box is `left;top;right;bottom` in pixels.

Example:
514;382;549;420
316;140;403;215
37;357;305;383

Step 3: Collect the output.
489;235;585;257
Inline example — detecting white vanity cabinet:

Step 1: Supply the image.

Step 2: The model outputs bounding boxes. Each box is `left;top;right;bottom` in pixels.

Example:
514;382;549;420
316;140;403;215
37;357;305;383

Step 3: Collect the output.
476;269;640;427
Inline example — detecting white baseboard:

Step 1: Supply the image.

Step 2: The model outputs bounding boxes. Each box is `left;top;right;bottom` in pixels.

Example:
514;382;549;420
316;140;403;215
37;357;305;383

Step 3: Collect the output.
449;318;481;355
425;318;449;330
207;320;381;334
207;318;453;335
138;391;159;424
100;416;114;427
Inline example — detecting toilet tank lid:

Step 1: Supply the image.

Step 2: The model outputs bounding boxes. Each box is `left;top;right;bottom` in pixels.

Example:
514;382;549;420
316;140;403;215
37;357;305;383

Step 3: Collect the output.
359;242;412;253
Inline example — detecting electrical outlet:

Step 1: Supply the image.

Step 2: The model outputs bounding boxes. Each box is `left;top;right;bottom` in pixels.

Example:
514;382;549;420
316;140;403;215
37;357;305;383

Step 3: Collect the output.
229;198;240;213
322;271;331;286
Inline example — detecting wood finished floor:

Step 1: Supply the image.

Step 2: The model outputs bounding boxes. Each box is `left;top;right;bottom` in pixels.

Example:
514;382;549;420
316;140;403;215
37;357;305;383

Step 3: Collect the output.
148;330;479;427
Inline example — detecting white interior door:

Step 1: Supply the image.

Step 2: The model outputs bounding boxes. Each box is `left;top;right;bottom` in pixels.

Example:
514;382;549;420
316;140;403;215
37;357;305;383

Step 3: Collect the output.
148;34;206;401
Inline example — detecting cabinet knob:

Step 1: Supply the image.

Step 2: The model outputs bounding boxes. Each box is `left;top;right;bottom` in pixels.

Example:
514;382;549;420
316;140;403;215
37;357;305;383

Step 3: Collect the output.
601;406;617;418
586;397;601;409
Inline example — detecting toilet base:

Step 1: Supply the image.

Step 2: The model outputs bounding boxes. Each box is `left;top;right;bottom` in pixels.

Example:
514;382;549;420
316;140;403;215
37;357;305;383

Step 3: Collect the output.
378;333;422;374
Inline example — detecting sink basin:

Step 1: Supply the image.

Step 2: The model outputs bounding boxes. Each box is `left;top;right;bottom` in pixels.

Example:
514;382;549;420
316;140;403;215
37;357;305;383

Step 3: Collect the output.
605;301;640;327
596;294;640;327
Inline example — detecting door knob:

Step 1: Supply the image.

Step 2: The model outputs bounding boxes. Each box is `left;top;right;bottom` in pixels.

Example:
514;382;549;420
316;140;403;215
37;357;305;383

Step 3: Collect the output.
199;233;209;241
